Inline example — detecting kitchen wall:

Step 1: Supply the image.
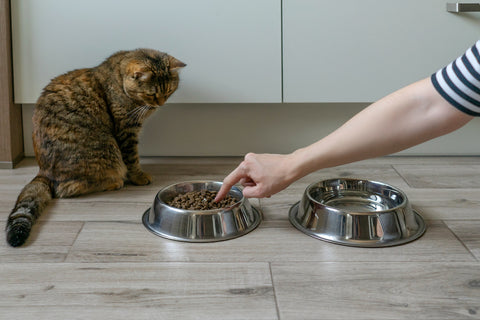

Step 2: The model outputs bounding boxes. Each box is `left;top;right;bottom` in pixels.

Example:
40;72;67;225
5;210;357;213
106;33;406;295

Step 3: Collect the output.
22;102;480;157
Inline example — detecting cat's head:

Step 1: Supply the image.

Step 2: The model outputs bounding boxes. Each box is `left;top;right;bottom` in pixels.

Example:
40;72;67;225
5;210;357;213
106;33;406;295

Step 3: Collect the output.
121;49;186;107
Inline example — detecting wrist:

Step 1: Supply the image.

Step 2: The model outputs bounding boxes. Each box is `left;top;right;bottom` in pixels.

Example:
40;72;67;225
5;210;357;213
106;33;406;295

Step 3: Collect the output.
286;148;314;183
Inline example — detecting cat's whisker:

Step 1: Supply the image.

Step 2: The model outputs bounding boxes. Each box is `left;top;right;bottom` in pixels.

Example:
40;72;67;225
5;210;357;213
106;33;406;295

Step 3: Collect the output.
128;105;154;123
127;106;147;123
139;107;148;120
140;105;151;118
127;106;142;116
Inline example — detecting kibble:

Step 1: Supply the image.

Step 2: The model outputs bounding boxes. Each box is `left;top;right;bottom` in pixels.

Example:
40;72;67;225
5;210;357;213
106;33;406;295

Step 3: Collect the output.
167;190;238;210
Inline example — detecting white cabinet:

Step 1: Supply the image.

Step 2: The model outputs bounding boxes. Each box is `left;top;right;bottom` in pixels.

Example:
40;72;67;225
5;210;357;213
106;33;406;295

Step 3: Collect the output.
12;0;480;104
283;0;480;102
11;0;282;103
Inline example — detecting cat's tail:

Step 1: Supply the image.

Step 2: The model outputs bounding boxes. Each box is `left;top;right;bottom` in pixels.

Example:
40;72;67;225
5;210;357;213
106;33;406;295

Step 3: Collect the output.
6;175;53;247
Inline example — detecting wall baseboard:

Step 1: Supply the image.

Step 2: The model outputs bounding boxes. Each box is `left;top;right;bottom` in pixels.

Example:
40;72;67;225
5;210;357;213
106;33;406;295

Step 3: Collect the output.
21;103;480;157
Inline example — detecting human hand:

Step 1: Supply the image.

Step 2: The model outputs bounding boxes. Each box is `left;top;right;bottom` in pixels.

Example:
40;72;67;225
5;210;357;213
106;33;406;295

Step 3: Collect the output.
215;152;298;201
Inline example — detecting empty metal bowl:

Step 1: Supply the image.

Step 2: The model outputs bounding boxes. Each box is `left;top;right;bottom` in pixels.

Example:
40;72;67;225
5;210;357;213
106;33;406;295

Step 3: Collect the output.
142;181;261;242
289;178;426;247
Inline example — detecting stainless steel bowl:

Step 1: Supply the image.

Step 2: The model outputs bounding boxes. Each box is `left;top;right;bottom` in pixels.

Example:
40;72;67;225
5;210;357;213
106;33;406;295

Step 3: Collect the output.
289;178;426;247
142;181;261;242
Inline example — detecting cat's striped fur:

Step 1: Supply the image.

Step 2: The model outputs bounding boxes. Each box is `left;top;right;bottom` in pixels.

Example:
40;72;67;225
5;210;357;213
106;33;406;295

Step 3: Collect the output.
6;49;185;247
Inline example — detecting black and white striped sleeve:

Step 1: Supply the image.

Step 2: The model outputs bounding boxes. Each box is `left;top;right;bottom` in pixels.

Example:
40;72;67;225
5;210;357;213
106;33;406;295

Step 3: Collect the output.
431;40;480;116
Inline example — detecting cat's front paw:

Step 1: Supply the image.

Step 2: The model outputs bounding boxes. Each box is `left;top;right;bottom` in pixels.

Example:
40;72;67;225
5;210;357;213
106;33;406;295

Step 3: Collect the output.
128;171;152;185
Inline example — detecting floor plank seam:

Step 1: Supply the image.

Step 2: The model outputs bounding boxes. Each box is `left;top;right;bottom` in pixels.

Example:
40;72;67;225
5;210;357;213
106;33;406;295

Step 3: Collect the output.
391;164;413;188
64;222;86;262
442;220;479;262
269;262;281;320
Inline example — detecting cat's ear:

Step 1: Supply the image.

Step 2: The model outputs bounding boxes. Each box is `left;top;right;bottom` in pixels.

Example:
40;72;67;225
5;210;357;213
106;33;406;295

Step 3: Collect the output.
169;57;186;71
132;71;151;81
126;61;152;81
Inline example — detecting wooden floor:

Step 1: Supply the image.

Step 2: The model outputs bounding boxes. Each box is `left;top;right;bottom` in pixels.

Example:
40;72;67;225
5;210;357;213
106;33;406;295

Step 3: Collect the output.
1;156;480;319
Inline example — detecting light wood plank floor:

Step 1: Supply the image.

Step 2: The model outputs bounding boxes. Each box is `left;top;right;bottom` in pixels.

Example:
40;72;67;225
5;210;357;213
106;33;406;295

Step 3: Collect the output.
1;157;480;319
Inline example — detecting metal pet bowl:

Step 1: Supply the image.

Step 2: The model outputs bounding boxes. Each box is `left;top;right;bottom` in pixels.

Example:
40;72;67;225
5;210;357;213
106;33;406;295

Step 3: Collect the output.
289;178;426;247
142;181;261;242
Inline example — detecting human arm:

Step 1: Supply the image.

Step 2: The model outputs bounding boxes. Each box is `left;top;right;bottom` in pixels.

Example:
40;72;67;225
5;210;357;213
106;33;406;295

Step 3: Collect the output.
215;77;473;200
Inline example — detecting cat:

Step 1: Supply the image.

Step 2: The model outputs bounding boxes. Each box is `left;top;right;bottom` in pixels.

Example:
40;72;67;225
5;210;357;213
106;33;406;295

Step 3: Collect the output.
6;48;186;247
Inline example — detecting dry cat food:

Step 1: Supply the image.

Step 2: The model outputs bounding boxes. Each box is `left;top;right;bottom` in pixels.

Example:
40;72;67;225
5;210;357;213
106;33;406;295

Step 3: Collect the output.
167;190;238;210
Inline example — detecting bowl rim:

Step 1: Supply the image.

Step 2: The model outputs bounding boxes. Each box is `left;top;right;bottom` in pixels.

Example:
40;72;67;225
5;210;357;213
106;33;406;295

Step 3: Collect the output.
156;180;245;213
304;178;409;214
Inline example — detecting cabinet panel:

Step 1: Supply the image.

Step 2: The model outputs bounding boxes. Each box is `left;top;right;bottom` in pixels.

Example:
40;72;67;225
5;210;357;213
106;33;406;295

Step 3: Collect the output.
11;0;281;103
283;0;480;102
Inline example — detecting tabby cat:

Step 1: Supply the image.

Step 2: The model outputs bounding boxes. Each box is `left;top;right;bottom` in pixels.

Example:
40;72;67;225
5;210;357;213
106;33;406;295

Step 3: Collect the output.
6;49;186;247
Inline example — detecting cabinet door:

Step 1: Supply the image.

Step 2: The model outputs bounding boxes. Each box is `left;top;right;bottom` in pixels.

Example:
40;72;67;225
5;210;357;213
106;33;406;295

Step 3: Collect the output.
11;0;281;103
283;0;480;102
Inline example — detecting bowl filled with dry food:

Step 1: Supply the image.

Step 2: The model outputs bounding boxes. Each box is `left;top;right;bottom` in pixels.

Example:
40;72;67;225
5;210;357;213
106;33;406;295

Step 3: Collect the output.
289;178;426;247
142;181;261;242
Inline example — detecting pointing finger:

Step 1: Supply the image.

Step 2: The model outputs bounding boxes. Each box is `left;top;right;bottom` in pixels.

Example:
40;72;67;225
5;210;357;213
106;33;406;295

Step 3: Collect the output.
215;165;247;201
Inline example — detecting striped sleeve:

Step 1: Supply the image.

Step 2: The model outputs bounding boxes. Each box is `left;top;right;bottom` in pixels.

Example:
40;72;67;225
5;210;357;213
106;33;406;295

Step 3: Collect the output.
431;40;480;116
